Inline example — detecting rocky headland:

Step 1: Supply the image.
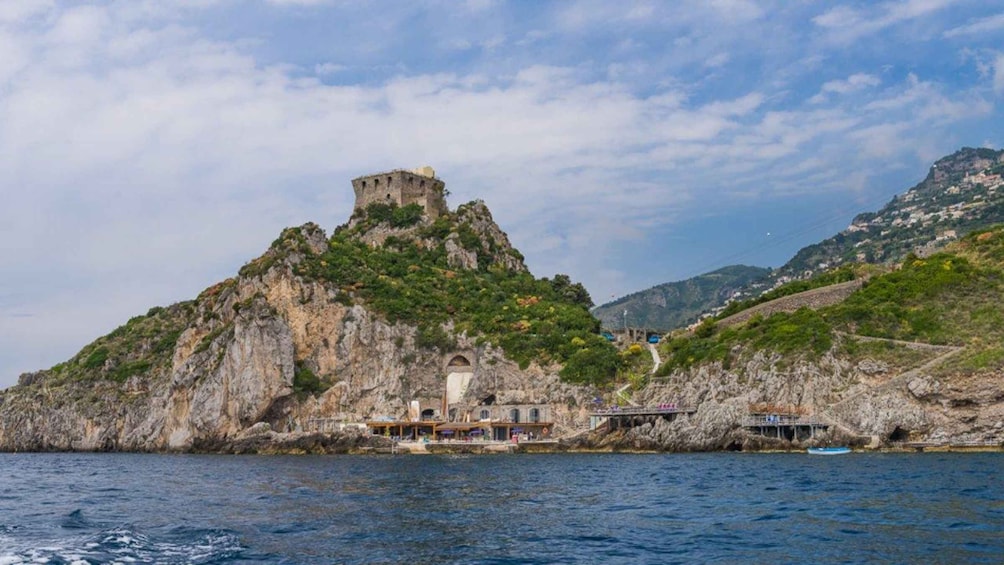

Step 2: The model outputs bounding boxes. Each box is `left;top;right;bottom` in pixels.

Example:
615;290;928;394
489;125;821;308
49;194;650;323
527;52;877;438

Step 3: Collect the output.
3;161;1004;454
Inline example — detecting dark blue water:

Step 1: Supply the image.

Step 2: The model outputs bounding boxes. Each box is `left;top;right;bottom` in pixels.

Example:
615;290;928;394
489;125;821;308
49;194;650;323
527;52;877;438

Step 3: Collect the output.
1;452;1002;564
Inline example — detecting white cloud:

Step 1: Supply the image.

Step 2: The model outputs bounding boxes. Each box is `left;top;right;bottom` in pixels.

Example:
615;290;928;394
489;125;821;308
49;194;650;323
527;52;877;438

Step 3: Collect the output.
810;73;881;103
813;0;956;42
0;1;1000;387
0;0;52;24
944;12;1004;38
704;52;730;69
265;0;334;5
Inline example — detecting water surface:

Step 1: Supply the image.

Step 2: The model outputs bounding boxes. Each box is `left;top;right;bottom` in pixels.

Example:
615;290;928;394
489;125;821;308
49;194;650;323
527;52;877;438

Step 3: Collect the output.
1;452;1001;563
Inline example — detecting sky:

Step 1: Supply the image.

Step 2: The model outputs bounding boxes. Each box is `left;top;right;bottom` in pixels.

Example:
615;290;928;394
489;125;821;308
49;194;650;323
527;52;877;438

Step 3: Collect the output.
1;0;1003;388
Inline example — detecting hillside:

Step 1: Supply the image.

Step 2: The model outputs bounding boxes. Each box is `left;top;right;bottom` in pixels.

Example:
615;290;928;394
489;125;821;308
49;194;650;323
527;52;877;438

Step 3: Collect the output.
592;265;770;331
627;226;1004;449
775;147;1004;281
0;191;618;452
600;147;1004;332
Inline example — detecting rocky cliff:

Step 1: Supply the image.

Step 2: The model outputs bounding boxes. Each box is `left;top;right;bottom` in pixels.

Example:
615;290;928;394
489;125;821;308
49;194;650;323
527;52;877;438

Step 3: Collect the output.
607;227;1004;452
0;198;604;452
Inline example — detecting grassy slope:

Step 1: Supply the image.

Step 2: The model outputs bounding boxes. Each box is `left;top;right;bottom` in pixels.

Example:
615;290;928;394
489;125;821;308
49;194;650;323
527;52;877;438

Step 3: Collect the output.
659;226;1004;375
289;203;622;385
21;202;624;391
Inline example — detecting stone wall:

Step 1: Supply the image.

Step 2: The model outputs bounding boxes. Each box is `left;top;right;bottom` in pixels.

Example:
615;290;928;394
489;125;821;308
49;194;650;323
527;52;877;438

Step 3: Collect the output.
716;279;865;329
351;170;448;219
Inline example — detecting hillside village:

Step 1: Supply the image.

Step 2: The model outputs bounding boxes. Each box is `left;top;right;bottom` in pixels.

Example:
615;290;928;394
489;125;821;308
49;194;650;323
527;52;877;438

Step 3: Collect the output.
700;148;1004;323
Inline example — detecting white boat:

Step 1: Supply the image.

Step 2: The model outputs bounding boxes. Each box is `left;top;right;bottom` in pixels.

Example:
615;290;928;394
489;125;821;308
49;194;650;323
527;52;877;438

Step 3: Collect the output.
807;446;851;455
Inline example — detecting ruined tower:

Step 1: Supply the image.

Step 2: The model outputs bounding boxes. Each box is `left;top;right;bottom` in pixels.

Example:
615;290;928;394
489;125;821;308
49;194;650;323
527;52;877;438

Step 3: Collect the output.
351;166;449;220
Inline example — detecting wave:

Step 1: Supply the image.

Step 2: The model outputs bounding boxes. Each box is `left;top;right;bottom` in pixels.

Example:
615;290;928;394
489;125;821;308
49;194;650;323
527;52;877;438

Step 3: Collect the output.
0;525;246;565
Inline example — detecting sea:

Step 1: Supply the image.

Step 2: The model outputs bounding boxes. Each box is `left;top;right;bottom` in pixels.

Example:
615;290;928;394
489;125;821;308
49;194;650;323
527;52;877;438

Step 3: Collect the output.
0;452;1001;564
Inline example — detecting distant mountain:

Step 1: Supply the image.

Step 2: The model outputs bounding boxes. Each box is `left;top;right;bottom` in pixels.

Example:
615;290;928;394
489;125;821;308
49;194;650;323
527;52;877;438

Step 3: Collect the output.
600;147;1004;332
774;147;1004;281
593;265;771;331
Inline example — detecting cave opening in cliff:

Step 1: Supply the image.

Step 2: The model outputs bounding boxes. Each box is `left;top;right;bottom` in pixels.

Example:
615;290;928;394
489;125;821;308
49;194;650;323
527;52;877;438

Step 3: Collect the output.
448;355;472;369
481;394;496;405
889;427;910;442
421;409;435;421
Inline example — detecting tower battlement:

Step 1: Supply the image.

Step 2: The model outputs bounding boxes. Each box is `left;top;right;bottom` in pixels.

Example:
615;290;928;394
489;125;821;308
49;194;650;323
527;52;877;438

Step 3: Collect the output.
351;166;448;220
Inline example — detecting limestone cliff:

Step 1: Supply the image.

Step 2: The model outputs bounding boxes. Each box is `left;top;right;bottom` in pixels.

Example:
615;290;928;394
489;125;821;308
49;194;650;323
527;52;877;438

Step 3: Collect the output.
603;227;1004;451
0;199;602;452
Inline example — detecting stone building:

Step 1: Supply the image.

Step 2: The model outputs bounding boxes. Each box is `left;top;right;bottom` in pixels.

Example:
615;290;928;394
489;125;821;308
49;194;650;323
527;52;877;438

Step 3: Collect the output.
351;166;449;220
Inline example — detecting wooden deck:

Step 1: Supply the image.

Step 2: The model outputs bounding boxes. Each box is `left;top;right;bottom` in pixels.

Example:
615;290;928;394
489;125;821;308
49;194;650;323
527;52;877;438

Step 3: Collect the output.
589;406;695;431
743;414;829;441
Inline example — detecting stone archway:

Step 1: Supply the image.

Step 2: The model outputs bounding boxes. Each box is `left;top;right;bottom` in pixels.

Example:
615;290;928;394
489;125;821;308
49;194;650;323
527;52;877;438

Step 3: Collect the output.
445;353;475;407
447;354;473;370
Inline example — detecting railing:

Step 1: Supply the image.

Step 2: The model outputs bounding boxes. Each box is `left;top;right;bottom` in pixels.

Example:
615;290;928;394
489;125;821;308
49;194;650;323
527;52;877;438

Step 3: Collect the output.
590;405;693;416
742;416;828;427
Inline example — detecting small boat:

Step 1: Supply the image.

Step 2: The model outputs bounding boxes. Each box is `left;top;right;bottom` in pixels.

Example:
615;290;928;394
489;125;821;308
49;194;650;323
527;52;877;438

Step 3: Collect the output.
807;446;851;455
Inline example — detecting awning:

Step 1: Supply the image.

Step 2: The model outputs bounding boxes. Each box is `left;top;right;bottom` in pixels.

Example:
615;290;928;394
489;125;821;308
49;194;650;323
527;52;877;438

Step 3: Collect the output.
440;430;454;435
436;422;486;430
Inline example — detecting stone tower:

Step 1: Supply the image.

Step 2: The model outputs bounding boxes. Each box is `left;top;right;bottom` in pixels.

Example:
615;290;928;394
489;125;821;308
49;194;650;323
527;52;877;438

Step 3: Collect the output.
351;166;449;220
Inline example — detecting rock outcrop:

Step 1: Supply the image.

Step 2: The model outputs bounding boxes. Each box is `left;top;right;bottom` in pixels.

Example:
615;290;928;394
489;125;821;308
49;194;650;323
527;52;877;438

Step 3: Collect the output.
0;202;594;452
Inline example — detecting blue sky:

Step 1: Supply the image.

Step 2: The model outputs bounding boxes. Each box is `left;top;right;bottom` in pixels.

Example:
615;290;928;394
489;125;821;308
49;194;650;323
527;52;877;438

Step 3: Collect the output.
1;0;1003;387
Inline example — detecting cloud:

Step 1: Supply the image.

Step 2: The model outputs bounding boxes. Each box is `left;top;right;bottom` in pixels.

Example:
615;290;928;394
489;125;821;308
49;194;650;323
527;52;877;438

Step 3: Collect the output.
813;0;955;42
0;1;1000;387
0;0;52;24
810;73;881;103
265;0;334;5
943;12;1004;38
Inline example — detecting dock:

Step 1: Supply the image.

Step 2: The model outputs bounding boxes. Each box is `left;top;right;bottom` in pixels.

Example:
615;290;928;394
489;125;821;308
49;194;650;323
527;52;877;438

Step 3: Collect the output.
589;405;695;431
742;414;829;441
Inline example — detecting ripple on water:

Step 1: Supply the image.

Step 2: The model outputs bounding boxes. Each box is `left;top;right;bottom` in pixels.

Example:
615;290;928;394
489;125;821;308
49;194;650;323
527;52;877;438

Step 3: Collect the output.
0;452;1002;563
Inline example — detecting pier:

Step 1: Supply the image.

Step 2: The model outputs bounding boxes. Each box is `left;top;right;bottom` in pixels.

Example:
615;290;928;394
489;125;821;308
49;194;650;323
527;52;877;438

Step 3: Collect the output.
743;414;829;441
589;405;695;431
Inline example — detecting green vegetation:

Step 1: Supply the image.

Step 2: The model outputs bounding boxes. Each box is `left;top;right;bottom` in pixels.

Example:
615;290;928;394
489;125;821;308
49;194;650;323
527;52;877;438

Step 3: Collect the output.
293;362;328;397
289;203;621;385
658;307;832;373
46;302;196;385
823;253;987;344
836;338;934;370
658;225;1004;376
352;202;426;231
775;147;1004;281
716;265;858;320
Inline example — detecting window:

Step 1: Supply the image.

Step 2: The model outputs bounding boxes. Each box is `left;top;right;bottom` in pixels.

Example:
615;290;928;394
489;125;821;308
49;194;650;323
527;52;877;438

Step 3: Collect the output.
479;409;490;420
509;409;520;423
530;408;540;423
